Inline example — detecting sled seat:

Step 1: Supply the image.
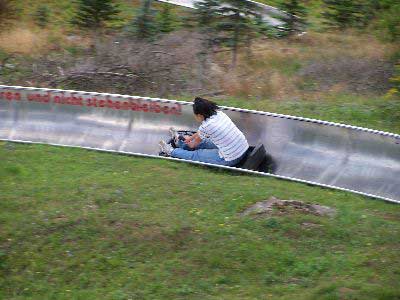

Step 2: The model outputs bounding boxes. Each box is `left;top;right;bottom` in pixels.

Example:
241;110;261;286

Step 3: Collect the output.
236;144;267;171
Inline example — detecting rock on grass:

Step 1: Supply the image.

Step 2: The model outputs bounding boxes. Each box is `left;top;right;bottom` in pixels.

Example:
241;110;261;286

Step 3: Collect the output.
240;196;337;217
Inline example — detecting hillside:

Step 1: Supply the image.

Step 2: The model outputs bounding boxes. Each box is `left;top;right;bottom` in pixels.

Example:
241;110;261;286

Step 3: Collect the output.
1;141;399;300
0;0;399;299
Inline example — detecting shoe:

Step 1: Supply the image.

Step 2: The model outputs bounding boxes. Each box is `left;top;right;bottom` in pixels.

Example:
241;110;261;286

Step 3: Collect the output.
169;127;180;144
159;140;174;156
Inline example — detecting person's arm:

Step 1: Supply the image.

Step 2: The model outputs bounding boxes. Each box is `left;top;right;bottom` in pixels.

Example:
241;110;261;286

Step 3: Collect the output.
185;132;202;149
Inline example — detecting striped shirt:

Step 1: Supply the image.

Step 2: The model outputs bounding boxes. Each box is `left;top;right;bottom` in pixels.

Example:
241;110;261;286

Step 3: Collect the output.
198;111;249;161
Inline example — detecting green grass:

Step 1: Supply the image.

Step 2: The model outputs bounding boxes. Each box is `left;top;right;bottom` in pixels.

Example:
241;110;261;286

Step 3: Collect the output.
1;7;399;292
1;137;399;300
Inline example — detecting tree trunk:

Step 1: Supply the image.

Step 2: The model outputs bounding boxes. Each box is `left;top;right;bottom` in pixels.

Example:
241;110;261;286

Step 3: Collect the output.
246;33;253;60
231;13;240;69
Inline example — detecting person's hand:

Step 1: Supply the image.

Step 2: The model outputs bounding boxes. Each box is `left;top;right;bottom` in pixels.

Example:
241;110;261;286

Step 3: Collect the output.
183;135;192;144
187;140;197;149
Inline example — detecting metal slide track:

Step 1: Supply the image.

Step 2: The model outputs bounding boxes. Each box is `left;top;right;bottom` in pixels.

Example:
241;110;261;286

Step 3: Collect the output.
155;0;290;27
1;85;399;204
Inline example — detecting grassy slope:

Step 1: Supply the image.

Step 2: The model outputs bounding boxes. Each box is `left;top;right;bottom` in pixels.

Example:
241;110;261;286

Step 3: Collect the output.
1;99;399;300
1;144;399;300
1;1;399;299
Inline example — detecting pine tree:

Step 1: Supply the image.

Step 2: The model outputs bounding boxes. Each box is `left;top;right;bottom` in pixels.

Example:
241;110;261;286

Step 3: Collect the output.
190;0;223;52
253;14;277;37
217;0;262;67
322;0;365;29
126;0;158;40
194;0;221;28
278;0;307;34
157;4;178;34
72;0;119;29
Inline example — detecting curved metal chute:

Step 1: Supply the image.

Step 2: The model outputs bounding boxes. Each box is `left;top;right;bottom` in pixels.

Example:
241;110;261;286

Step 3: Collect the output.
156;0;293;28
1;85;399;204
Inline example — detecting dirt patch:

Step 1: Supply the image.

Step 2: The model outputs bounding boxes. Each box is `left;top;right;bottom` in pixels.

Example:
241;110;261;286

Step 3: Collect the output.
240;196;336;218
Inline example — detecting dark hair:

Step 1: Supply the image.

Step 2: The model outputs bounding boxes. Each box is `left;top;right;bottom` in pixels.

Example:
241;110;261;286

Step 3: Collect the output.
193;97;218;120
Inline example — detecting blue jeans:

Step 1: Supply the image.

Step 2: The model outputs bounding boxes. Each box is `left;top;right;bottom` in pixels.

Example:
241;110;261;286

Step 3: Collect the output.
171;139;244;167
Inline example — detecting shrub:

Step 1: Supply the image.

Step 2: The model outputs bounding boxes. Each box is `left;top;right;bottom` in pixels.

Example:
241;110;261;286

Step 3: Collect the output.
322;0;365;29
387;62;400;98
156;4;180;34
125;0;157;40
34;5;50;28
72;0;120;30
376;4;400;42
278;0;307;34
